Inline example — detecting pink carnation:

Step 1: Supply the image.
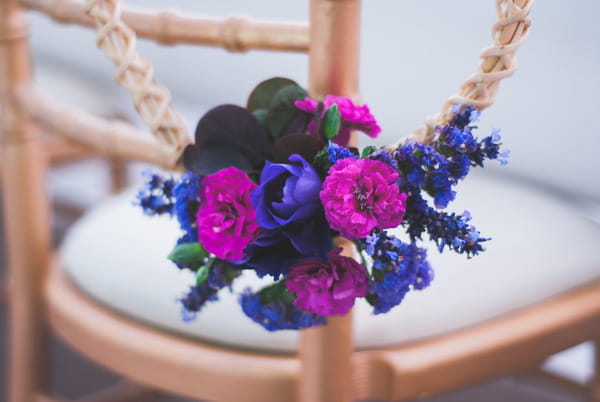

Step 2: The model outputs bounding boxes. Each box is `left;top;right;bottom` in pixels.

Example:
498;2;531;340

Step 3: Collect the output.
286;248;368;316
320;158;407;239
197;167;260;261
295;95;381;146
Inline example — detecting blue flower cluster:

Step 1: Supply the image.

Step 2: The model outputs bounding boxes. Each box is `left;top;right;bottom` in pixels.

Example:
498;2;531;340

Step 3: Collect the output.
137;170;203;245
180;260;239;321
369;148;399;170
327;141;356;163
240;288;326;331
393;105;508;211
361;230;433;314
172;171;202;244
403;193;489;258
136;170;176;215
136;103;507;329
437;105;508;175
395;141;455;209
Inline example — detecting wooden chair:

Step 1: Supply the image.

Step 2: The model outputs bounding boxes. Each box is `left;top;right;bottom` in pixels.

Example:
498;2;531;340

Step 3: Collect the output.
2;0;600;401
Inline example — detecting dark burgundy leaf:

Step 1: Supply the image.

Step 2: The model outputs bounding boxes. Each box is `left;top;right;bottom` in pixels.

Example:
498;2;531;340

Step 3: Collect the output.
270;133;323;164
183;144;253;176
194;105;269;168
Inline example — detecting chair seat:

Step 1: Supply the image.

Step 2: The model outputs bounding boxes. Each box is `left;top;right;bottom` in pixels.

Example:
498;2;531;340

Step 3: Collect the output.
59;171;600;354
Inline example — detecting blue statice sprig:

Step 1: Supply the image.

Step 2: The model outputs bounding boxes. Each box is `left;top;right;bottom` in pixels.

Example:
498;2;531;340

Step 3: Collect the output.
240;281;326;331
359;230;433;314
403;193;489;258
172;171;202;244
394;141;455;209
136;170;176;216
180;259;240;322
436;105;509;181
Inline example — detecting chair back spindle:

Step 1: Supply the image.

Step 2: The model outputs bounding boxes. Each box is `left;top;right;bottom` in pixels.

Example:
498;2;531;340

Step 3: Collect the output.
0;1;52;401
299;3;361;401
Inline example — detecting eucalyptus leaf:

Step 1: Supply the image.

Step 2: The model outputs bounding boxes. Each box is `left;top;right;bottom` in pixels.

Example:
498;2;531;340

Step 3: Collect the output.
247;77;298;112
265;86;309;139
168;242;208;266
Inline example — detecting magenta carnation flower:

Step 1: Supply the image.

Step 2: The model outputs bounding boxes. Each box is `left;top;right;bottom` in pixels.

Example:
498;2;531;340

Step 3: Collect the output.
286;248;368;316
295;95;381;146
320;158;407;239
197;167;261;261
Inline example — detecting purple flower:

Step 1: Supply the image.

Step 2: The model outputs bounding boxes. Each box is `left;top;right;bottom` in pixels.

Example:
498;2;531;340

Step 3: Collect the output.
196;167;261;261
295;95;381;146
251;154;330;256
320;158;407;239
285;248;368;316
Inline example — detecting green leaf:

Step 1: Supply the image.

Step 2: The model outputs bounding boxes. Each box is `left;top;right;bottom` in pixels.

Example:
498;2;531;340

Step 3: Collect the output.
195;264;210;285
247;77;298;112
168;242;208;266
265;85;309;139
259;280;296;305
320;104;341;140
361;145;378;158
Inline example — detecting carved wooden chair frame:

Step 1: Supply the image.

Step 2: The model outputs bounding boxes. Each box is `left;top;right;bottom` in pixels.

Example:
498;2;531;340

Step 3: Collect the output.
1;0;599;401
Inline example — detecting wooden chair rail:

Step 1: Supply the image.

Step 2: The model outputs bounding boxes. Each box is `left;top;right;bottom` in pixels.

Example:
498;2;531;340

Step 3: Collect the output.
15;88;182;170
363;278;600;400
20;0;309;52
45;260;300;402
46;252;600;402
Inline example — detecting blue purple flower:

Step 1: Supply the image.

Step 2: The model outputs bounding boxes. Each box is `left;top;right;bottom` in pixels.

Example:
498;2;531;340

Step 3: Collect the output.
361;231;433;314
240;287;326;331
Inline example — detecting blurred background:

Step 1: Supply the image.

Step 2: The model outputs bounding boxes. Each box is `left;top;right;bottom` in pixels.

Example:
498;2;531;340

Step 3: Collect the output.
1;0;598;400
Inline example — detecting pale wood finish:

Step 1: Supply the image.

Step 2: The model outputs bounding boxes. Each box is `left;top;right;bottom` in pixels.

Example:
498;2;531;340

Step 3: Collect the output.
0;2;52;402
45;263;300;402
299;2;362;401
367;279;600;400
15;88;180;170
5;1;600;401
299;243;355;402
45;257;600;401
20;0;310;52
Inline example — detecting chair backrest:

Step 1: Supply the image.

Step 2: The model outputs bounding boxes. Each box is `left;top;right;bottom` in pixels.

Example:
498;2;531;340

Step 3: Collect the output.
0;1;532;401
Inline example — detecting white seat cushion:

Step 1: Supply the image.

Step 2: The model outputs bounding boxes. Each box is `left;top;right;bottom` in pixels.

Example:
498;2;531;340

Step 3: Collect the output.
60;171;600;353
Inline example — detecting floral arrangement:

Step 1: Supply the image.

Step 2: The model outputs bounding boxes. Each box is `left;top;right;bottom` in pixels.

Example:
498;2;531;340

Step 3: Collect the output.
137;77;508;331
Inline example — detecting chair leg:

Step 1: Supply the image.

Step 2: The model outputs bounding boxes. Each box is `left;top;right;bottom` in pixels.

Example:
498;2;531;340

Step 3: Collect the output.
109;157;127;193
1;2;52;401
